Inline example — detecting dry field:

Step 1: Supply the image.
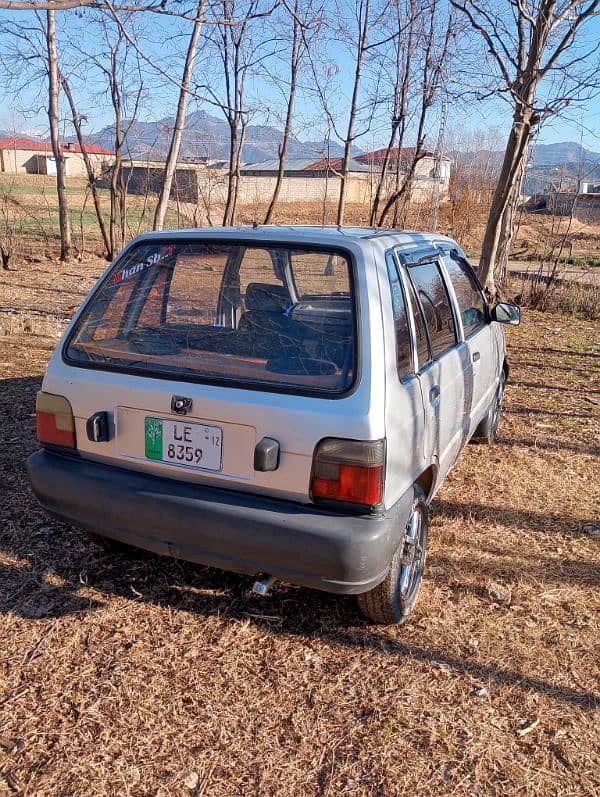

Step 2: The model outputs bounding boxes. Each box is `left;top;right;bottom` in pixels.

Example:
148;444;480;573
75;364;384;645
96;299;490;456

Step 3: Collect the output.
0;255;599;796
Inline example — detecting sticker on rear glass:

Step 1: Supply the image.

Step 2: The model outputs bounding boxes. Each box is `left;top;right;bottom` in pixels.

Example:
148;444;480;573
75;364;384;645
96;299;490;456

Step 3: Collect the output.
145;417;163;460
114;244;175;284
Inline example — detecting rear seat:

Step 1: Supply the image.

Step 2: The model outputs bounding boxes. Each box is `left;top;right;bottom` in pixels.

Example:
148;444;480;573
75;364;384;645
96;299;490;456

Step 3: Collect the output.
127;284;352;370
238;282;303;359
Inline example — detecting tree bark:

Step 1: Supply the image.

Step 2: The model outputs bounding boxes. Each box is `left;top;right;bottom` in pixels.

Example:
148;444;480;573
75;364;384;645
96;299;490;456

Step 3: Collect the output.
60;72;111;257
108;48;122;259
495;152;527;290
478;108;533;297
337;0;370;226
46;9;71;260
229;119;247;225
153;0;206;230
222;123;238;226
369;124;398;226
263;0;300;224
369;0;416;226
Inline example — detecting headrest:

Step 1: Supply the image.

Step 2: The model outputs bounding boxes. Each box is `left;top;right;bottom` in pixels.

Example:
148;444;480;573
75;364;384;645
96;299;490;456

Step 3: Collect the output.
245;282;290;313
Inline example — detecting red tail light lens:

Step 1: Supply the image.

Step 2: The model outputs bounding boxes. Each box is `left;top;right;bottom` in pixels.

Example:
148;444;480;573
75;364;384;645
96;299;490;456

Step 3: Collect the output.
311;438;385;508
36;391;76;449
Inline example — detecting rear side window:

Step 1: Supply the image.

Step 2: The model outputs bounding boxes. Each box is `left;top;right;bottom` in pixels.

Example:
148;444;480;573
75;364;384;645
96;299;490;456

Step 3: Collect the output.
167;249;229;325
405;277;431;368
442;253;487;336
291;252;350;298
407;261;457;359
385;253;413;378
65;241;356;395
239;248;282;293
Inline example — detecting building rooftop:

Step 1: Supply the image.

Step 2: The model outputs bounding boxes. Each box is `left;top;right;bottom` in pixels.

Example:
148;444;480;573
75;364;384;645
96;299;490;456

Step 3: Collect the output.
356;147;451;164
0;135;114;156
240;157;371;174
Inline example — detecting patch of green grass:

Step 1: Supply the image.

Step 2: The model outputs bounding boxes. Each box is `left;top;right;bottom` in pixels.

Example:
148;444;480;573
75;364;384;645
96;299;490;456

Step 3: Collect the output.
521;252;600;268
0;180;90;197
6;185;183;247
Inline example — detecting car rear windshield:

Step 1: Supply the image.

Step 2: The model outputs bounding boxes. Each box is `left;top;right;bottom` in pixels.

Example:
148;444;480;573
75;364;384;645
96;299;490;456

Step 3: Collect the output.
65;240;356;395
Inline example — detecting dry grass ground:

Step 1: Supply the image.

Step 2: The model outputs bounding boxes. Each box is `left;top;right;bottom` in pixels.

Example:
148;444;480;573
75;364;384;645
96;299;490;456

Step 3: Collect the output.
0;256;599;796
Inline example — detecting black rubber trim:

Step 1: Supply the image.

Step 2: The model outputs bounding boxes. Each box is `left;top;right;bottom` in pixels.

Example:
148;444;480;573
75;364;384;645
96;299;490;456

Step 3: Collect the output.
27;450;414;595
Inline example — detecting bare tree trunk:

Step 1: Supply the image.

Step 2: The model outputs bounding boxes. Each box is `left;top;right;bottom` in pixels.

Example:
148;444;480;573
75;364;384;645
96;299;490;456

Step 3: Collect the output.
369;126;397;226
495;152;527;289
377;0;451;227
478;108;533;296
104;34;142;257
452;0;600;298
154;0;206;230
46;9;71;260
229;120;247;225
264;0;300;224
337;0;370;226
369;0;416;226
377;138;425;226
222;123;238;226
109;54;122;258
60;72;111;257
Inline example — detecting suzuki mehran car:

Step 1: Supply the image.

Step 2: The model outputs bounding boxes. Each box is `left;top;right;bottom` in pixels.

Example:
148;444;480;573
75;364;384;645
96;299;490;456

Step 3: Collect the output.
27;226;520;624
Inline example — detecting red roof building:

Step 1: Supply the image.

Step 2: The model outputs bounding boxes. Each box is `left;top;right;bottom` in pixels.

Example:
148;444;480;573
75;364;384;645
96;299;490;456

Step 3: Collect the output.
0;135;113;156
355;147;443;166
0;135;114;176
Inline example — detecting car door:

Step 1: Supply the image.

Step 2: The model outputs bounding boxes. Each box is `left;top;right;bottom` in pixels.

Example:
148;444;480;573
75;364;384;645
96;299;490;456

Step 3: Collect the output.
399;251;468;478
382;252;427;506
439;248;497;434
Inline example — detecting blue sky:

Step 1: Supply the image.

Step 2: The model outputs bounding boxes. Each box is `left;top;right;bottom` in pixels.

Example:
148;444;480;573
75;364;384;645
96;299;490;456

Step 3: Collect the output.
1;3;599;154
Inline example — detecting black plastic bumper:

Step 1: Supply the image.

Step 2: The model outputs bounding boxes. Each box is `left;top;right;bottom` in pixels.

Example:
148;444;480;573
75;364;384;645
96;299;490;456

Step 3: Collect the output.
27;449;412;594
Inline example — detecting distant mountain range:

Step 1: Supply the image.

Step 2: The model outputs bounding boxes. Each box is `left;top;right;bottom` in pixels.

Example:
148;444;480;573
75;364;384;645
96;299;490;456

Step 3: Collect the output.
85;114;600;190
531;141;599;167
453;141;600;194
524;141;600;193
82;109;350;163
4;111;599;191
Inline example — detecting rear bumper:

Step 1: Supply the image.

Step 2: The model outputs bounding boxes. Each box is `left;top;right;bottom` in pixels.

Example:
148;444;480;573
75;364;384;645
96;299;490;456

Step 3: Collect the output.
27;450;412;595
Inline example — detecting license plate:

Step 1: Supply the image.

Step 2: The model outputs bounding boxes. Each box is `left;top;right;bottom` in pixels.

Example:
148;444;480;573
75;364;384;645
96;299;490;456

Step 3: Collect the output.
144;417;222;471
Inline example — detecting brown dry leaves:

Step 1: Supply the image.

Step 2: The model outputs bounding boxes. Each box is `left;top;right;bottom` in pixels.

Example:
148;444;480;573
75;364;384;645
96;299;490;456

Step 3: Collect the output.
0;269;599;795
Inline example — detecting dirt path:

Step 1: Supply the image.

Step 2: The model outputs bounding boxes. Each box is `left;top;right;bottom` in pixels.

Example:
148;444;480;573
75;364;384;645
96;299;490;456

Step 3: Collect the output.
0;302;599;794
508;260;600;286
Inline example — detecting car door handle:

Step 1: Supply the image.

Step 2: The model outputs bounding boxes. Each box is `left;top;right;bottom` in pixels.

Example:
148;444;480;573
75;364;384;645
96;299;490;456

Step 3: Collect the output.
472;351;481;362
429;385;440;402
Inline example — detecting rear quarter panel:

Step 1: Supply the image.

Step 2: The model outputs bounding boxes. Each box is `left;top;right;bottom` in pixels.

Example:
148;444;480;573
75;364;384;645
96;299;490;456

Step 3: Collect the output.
371;240;428;509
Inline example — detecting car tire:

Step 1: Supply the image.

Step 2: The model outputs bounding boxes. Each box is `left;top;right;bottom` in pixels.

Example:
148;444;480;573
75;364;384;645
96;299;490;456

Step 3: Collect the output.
472;372;506;445
357;486;428;625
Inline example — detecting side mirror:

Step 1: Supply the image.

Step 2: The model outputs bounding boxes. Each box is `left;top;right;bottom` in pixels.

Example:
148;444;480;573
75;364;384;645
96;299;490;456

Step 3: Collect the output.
491;302;521;325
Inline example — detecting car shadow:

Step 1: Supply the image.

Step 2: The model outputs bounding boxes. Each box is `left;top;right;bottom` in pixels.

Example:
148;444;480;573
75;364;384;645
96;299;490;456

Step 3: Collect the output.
0;524;597;712
516;345;600;359
512;380;599;394
432;497;595;536
1;374;598;712
505;406;594;419
499;435;600;457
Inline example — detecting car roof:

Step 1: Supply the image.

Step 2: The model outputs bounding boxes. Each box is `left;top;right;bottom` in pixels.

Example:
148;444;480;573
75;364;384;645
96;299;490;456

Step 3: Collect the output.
133;225;456;250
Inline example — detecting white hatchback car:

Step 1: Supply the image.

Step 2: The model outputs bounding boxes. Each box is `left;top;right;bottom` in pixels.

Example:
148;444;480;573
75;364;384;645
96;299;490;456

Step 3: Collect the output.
28;227;520;624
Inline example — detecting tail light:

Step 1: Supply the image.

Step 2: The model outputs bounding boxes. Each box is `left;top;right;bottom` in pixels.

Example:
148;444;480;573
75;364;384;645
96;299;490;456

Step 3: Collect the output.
36;391;76;449
311;438;385;509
